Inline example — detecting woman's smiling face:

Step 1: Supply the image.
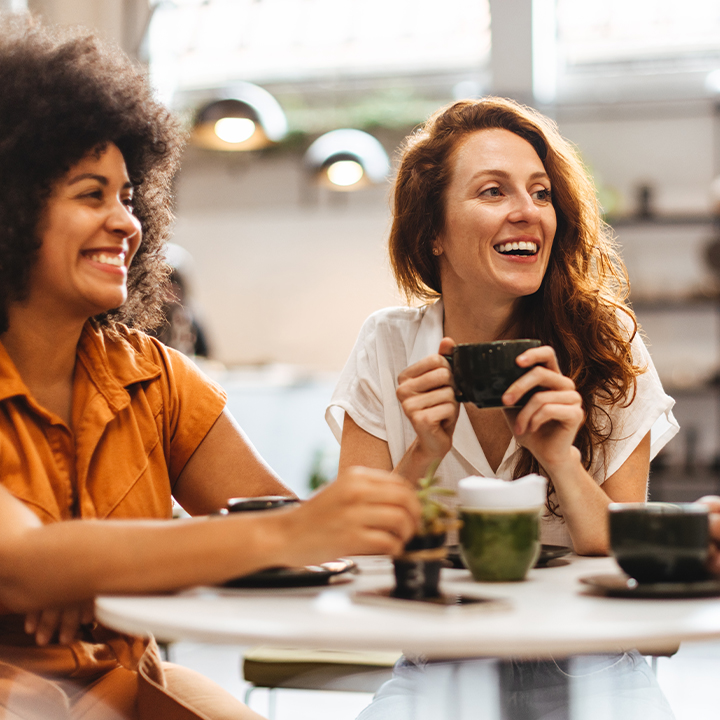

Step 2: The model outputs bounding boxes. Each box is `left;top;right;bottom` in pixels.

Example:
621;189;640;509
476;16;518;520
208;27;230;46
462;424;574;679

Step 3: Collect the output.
436;128;556;308
30;143;142;322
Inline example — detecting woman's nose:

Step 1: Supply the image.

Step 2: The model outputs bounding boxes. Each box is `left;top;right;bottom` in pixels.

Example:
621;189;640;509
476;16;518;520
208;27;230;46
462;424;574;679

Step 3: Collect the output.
107;199;141;239
508;192;541;223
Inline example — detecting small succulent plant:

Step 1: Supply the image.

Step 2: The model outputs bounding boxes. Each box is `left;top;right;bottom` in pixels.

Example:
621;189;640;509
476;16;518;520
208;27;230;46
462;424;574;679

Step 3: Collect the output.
417;459;460;536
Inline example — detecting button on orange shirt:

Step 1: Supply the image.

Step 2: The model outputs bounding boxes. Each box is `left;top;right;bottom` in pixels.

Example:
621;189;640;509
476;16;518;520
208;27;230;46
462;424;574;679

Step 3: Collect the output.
0;320;226;525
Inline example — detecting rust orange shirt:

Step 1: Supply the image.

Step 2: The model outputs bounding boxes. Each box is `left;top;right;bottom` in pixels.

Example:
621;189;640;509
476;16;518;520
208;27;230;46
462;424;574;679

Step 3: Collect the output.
0;320;226;525
0;322;229;716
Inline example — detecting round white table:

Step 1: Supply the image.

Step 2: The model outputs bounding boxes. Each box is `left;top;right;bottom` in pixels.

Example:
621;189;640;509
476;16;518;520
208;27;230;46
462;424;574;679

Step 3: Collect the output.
95;554;720;660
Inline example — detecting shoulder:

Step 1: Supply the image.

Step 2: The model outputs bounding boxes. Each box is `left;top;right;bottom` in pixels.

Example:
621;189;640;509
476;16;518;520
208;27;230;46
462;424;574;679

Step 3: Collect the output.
613;307;653;368
102;324;176;375
114;325;175;361
357;304;434;346
361;305;428;331
94;324;222;396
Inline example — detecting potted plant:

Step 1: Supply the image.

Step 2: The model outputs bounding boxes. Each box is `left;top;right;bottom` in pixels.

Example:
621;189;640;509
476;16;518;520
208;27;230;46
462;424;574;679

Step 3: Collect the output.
393;461;460;600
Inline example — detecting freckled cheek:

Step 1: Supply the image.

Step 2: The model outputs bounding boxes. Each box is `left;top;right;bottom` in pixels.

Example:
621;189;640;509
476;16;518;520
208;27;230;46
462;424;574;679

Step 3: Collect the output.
544;207;557;239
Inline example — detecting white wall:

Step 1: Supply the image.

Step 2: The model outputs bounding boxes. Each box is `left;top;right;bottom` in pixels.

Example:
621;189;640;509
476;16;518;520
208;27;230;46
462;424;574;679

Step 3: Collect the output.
560;110;717;217
172;147;406;371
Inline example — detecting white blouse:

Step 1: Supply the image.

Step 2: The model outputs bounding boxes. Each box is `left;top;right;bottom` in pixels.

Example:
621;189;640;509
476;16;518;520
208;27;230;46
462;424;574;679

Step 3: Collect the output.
326;299;679;548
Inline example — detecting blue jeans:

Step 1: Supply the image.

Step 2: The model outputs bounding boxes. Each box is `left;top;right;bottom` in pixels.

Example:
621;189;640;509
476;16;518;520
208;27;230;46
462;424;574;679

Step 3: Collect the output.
357;652;675;720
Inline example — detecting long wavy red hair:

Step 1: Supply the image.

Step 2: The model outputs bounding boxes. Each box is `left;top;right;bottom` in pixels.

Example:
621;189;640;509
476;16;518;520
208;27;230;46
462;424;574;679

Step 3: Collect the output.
389;97;643;513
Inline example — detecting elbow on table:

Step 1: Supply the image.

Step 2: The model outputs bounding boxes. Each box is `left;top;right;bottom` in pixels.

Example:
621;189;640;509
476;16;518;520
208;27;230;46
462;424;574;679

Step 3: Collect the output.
572;539;610;557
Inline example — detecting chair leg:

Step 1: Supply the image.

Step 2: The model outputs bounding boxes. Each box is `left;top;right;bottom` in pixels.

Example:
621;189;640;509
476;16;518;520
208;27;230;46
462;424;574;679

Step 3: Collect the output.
651;656;659;676
244;685;277;720
156;642;173;662
268;688;277;720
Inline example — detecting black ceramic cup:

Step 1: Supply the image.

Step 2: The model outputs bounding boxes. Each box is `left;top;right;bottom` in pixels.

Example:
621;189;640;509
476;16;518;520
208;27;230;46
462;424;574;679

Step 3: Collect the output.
608;502;711;584
444;339;542;409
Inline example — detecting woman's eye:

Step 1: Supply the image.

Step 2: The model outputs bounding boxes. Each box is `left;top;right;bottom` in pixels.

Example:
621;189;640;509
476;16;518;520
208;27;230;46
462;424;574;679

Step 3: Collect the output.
480;186;501;198
81;190;103;200
533;188;552;202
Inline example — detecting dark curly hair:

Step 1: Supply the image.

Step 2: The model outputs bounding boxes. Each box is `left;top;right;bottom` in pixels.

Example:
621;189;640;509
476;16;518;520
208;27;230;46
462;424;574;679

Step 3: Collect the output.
389;97;644;514
0;14;186;335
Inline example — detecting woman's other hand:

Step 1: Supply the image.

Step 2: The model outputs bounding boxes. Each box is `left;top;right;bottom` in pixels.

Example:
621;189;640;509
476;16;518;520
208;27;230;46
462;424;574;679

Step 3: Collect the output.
395;337;459;469
25;600;95;646
278;467;422;564
501;345;583;474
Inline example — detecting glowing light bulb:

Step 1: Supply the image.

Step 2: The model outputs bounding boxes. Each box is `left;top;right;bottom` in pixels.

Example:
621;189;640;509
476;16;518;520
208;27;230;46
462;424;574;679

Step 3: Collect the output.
706;68;720;95
326;160;364;187
214;117;256;144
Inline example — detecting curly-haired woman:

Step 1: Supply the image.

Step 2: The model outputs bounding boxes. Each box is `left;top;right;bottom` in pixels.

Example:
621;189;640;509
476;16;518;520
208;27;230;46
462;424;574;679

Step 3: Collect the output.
327;96;678;555
0;16;420;720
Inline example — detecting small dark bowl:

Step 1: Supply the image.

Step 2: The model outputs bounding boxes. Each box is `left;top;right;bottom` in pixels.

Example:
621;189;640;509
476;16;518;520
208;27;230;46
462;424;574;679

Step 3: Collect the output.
393;532;446;600
393;558;443;599
608;502;710;584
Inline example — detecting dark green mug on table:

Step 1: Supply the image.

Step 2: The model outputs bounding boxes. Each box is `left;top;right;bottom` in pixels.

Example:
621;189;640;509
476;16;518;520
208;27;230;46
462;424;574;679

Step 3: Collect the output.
458;475;547;582
608;502;711;584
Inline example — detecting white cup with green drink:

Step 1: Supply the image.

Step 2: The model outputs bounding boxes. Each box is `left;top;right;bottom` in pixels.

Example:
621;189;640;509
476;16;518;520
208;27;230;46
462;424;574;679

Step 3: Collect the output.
458;475;547;582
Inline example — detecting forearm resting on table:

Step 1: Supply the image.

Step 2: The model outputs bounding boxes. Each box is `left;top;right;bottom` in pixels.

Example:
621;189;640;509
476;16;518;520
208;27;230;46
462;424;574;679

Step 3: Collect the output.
547;453;615;556
0;511;298;611
548;434;650;556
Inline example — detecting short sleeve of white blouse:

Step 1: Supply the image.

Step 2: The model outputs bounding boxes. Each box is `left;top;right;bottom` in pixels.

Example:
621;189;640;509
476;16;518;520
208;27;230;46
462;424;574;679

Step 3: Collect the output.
326;299;679;549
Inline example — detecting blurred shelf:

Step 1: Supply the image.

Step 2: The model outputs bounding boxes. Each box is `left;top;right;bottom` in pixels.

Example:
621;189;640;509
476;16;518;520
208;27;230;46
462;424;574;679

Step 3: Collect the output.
607;214;716;227
649;466;720;503
630;293;720;311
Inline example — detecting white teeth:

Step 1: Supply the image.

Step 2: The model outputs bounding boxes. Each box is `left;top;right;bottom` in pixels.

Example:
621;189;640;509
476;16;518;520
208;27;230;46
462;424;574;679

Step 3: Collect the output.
88;253;124;267
495;241;538;254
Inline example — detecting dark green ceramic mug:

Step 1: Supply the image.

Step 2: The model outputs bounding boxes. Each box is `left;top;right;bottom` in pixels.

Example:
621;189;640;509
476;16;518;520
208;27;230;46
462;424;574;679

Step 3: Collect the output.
608;502;711;584
444;339;541;409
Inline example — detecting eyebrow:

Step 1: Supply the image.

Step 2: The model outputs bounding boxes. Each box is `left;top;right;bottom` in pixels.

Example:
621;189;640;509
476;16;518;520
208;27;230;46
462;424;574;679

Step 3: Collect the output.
470;169;550;183
67;173;133;190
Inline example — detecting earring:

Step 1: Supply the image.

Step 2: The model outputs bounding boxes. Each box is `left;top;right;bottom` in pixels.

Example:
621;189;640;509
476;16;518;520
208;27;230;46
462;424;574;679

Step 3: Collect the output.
432;247;441;256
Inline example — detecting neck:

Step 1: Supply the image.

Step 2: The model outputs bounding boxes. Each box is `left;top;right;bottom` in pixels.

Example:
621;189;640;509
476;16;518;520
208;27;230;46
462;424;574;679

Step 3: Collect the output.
441;288;520;344
2;303;85;391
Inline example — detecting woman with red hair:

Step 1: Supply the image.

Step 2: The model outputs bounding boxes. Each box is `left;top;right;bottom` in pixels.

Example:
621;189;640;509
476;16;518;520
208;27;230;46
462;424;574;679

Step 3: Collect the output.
328;96;678;556
327;94;678;720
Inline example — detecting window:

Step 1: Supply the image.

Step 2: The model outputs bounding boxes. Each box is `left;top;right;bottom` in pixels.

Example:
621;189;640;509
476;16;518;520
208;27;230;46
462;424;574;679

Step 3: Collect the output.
149;0;491;129
555;0;720;101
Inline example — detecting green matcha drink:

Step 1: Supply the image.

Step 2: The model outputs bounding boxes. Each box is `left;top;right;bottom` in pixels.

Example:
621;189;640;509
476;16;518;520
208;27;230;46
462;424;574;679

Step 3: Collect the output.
459;507;541;582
